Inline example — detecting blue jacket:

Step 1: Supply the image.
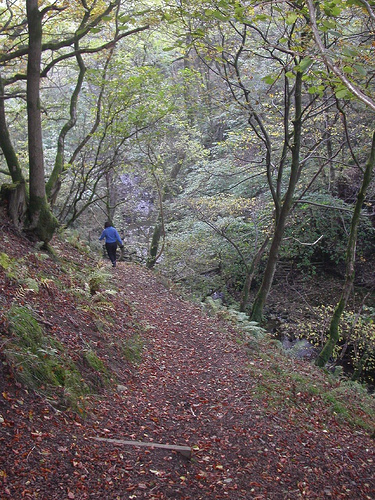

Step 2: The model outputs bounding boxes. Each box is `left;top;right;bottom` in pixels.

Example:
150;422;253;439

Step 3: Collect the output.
99;226;123;245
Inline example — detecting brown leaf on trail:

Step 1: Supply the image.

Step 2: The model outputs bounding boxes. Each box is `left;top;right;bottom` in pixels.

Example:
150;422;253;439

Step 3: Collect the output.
0;219;374;499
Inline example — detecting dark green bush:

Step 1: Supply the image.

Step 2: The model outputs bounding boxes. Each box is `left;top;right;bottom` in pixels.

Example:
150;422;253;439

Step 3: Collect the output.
281;195;375;270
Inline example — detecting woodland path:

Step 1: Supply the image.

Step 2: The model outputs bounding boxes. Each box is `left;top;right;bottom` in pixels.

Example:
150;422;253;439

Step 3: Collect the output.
1;255;374;500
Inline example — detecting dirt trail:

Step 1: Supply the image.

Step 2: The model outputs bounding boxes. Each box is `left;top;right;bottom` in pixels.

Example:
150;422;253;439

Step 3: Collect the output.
80;264;374;499
1;259;374;499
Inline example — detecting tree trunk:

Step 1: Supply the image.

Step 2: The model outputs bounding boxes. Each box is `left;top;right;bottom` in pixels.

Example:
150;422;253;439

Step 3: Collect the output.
0;73;28;225
315;132;375;367
250;208;289;323
146;155;185;269
0;75;25;185
26;0;57;242
250;71;303;323
46;50;86;205
239;236;269;312
146;221;162;269
0;182;27;227
106;169;117;222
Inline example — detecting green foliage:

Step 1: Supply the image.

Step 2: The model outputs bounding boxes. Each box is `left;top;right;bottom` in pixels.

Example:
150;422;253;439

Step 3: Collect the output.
3;305;89;411
247;341;375;431
88;265;114;295
293;304;375;383
22;278;40;293
64;229;91;254
0;252;21;279
182;130;269;199
63;262;118;335
65;262;114;299
160;192;271;303
121;334;143;364
6;305;44;347
0;252;13;271
203;297;267;339
281;196;375;269
0;252;51;285
83;349;111;386
161;219;226;299
84;349;106;372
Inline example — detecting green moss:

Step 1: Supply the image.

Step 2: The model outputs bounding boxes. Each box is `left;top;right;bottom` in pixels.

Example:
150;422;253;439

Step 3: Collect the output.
27;196;59;243
3;305;89;411
84;349;106;372
0;252;13;271
82;349;111;387
122;334;143;364
6;305;44;349
322;393;350;420
23;278;40;292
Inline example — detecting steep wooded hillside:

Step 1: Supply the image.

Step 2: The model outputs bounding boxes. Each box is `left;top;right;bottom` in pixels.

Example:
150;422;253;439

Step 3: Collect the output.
0;214;374;499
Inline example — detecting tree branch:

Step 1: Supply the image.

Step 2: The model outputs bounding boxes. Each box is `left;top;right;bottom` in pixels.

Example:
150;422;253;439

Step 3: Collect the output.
306;0;375;112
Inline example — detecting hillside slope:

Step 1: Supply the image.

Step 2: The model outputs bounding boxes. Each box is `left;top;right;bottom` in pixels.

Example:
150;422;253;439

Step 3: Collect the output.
0;218;374;500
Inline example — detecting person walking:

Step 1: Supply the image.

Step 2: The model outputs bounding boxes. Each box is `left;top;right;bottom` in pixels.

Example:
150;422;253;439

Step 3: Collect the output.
99;221;124;267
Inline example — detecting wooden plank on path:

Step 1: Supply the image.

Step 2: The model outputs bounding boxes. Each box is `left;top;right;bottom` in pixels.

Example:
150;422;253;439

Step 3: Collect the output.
91;436;192;459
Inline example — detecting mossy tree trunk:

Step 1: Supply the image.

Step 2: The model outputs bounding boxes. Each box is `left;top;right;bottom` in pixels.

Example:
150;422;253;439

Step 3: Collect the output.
315;132;375;367
26;0;57;242
147;221;163;269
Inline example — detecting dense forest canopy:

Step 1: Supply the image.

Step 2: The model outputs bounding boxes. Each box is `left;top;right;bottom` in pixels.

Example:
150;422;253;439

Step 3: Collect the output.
0;0;375;379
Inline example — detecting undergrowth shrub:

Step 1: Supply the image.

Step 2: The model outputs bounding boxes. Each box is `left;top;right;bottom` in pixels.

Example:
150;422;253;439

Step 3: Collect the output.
293;304;375;383
3;305;89;411
64;229;90;254
83;349;111;386
68;264;116;317
0;252;13;271
281;196;375;270
0;253;27;281
122;334;143;364
87;265;113;295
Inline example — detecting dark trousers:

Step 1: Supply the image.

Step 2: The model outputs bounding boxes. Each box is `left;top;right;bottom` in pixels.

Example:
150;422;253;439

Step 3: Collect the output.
106;242;118;264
